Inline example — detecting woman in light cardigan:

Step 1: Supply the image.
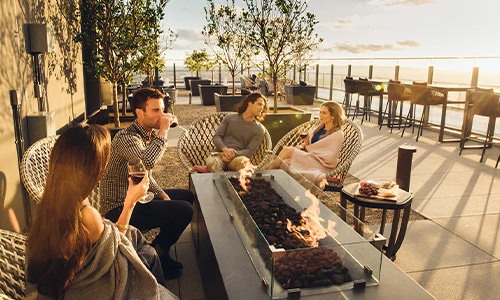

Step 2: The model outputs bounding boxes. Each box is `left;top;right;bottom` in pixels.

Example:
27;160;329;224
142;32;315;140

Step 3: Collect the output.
266;101;345;189
26;124;176;299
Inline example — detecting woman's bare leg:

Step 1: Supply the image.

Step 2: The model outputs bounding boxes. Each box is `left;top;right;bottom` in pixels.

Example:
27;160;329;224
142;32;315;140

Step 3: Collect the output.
264;147;295;169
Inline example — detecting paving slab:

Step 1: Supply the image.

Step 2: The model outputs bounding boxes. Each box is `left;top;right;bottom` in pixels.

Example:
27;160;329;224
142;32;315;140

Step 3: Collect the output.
393;220;496;273
408;261;500;300
433;214;500;259
412;193;500;219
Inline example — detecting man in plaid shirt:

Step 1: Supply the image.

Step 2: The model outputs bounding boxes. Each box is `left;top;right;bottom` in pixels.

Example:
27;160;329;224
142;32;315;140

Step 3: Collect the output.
100;88;194;280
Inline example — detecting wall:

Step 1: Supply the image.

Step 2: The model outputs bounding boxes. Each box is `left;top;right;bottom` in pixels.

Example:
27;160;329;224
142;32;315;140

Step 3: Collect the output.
0;0;85;232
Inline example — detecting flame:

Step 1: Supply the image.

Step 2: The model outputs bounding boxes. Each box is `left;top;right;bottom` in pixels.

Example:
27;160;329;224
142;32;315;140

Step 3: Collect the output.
285;190;336;247
238;160;256;191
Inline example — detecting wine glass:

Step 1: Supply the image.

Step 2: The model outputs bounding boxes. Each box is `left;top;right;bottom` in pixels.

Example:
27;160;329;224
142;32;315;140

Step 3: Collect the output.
170;115;178;128
127;158;154;204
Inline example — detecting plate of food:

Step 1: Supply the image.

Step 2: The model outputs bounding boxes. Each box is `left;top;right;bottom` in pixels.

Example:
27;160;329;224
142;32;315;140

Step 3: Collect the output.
354;180;398;201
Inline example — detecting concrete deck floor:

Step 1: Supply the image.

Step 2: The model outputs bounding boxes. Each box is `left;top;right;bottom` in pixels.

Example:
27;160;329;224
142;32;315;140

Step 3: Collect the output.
164;91;499;300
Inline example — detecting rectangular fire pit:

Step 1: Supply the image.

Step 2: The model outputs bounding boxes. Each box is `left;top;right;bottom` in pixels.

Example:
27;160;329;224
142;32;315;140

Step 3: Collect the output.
213;170;383;299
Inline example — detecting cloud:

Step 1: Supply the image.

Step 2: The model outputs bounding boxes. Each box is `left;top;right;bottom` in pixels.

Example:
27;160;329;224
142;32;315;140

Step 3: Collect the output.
173;28;204;51
397;40;419;47
334;42;395;53
367;0;435;6
325;15;364;29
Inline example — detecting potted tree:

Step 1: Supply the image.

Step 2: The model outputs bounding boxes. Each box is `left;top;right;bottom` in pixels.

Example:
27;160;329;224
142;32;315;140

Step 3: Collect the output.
240;0;322;144
184;49;215;95
74;0;169;127
203;0;256;111
242;0;322;113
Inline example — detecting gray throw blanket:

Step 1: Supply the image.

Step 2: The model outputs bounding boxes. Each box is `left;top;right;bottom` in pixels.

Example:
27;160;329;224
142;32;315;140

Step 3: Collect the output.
27;220;177;300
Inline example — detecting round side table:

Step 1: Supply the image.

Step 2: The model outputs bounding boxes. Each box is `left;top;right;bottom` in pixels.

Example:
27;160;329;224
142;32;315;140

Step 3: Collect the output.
341;182;413;260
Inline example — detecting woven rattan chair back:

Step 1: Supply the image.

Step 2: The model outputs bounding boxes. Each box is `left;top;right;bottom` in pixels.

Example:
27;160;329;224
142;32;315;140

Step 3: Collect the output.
177;112;272;172
272;118;363;190
19;136;101;210
0;229;26;300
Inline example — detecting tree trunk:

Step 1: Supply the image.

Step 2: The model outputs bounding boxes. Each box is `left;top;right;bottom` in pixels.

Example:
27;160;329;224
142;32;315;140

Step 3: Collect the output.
121;82;127;116
112;82;120;128
231;74;236;96
273;77;278;114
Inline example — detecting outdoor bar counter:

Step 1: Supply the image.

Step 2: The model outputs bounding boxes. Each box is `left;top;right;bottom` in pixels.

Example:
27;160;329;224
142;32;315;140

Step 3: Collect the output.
189;171;433;300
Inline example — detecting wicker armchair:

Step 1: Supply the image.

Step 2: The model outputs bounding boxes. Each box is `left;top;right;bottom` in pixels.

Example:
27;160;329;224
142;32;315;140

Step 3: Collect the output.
19;135;101;210
271;118;363;191
0;229;26;300
177;112;273;172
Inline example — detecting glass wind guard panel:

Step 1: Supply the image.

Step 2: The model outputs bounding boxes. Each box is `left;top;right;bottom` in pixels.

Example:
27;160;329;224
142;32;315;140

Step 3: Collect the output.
213;169;382;299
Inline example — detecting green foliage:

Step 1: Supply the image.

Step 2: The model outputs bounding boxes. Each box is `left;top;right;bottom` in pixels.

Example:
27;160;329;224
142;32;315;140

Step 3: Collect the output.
184;49;216;72
242;0;322;111
69;0;170;126
203;0;254;95
77;0;168;85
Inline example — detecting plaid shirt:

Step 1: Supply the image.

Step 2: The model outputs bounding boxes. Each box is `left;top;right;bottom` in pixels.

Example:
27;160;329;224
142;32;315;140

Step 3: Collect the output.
100;121;167;215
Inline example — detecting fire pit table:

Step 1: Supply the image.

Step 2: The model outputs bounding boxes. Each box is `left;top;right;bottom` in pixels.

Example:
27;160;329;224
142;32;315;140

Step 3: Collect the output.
189;169;432;299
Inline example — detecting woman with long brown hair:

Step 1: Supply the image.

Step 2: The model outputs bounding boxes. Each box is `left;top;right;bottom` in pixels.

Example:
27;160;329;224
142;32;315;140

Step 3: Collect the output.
265;101;345;189
26;124;176;299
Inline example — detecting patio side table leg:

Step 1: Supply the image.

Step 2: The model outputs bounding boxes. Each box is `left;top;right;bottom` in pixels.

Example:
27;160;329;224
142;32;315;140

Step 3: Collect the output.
392;206;412;257
379;209;388;236
340;192;347;221
385;209;401;260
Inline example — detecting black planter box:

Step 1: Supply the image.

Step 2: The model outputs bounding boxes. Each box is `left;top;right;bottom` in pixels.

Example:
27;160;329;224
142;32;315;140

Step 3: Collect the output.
284;85;316;105
261;111;312;146
214;93;245;112
190;79;212;96
184;76;201;90
199;85;228;106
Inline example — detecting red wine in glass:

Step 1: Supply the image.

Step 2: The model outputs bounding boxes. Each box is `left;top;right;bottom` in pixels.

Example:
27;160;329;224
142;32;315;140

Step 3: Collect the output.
127;158;154;203
130;171;146;185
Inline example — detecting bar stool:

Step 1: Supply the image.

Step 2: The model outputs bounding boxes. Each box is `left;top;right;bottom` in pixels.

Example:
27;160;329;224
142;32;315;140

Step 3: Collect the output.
459;90;500;162
343;77;358;117
349;78;380;124
380;80;412;133
402;83;445;141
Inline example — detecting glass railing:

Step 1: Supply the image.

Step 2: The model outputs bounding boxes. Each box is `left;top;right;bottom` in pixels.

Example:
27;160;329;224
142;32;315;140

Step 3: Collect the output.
136;56;500;138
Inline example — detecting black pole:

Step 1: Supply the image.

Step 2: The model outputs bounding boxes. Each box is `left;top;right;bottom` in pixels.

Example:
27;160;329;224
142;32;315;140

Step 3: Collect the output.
218;61;222;84
173;63;177;88
10;90;32;227
396;145;417;192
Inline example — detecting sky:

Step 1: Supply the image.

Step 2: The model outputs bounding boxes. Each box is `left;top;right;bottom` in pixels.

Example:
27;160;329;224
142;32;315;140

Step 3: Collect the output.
162;0;500;70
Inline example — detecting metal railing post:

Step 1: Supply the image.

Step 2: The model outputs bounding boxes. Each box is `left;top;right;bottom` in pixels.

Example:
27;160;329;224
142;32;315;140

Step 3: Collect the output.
471;67;479;88
315;64;319;98
173;63;176;88
329;64;334;101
